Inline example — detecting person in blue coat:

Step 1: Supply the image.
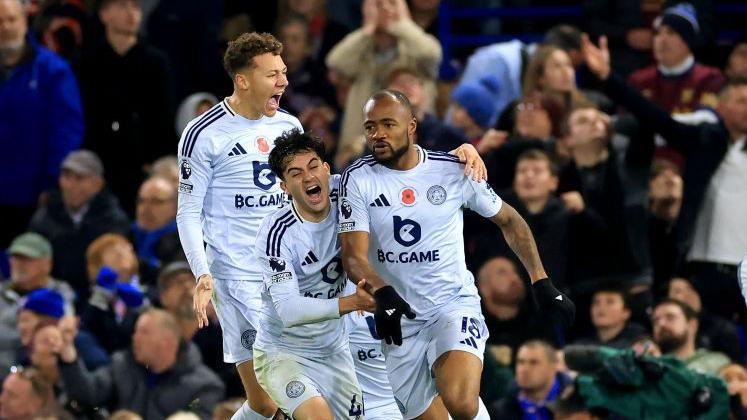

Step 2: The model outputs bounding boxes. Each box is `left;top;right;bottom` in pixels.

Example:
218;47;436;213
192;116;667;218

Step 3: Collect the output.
0;0;83;248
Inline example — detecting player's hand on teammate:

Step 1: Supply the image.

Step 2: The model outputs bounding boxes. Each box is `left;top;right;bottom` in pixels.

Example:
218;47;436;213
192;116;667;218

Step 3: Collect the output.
194;273;215;328
451;143;488;182
531;278;575;327
373;285;415;345
355;279;377;312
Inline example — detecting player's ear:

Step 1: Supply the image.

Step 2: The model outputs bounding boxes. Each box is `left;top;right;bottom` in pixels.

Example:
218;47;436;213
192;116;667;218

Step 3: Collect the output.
408;117;417;136
279;180;289;195
323;162;331;174
234;72;250;91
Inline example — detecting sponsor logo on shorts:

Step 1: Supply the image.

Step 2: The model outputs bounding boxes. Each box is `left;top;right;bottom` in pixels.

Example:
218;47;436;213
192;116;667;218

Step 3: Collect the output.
270;272;292;284
179;182;193;193
241;329;256;349
427;185;447;205
286;380;305;398
338;221;355;232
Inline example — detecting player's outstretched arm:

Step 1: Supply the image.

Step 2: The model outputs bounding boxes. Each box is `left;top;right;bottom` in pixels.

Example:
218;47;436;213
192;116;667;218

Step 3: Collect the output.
339;279;376;315
489;203;575;325
340;231;389;293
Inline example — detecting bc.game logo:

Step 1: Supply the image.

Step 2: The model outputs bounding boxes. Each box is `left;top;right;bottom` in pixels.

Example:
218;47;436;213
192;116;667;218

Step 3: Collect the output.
393;216;421;247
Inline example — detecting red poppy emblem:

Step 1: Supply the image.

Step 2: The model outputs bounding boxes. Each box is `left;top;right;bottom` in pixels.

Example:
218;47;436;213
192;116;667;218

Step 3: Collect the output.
257;137;270;154
401;188;416;206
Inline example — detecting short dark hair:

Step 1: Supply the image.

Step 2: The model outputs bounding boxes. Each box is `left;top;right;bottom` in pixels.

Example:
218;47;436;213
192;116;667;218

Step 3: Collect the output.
368;89;415;119
223;32;283;78
655;298;698;321
591;283;630;310
384;65;425;87
543;24;582;51
519;339;558;363
720;76;747;98
98;0;139;11
269;129;326;180
516;149;559;176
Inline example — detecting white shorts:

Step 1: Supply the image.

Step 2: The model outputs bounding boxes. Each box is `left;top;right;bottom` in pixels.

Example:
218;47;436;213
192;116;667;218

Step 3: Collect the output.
254;347;365;419
365;404;403;420
382;298;488;419
212;279;263;363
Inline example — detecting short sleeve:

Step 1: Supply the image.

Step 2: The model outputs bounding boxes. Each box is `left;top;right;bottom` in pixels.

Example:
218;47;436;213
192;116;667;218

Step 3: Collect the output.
462;178;502;218
338;170;370;234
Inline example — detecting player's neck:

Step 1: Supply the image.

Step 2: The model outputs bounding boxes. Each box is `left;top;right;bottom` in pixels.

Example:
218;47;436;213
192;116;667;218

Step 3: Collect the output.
293;200;330;223
227;94;263;120
386;145;421;171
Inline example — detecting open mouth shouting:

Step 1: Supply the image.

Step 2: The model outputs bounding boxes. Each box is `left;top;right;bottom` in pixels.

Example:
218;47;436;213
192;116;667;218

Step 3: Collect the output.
304;183;323;205
268;92;283;111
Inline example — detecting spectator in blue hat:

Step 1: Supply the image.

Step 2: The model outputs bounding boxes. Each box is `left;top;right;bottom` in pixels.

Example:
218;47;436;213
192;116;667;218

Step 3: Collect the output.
447;75;508;156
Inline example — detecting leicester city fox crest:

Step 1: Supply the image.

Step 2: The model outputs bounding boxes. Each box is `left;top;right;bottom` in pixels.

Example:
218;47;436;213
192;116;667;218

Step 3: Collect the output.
269;257;286;272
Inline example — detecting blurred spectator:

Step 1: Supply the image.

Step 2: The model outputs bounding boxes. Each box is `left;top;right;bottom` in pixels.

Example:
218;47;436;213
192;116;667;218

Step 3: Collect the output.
28;0;88;64
447;75;507;156
523;45;589;111
647;159;683;287
385;65;467;151
726;37;747;81
149;155;180;187
275;13;338;122
326;0;441;167
212;398;244;420
0;366;56;419
407;0;438;36
628;3;724;115
489;340;572;419
0;233;75;350
667;277;743;362
478;257;566;353
166;412;200;420
574;285;646;349
719;363;747;420
0;0;83;248
29;150;130;301
279;0;349;69
454;25;584;129
79;0;176;215
81;235;144;353
131;176;183;286
175;92;218;136
513;92;567;142
559;106;653;327
157;262;239;397
652;299;730;376
56;308;225;419
145;0;224;101
583;38;747;322
109;410;144;420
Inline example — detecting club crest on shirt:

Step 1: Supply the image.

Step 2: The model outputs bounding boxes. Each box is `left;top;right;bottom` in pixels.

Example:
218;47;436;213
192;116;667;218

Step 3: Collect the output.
427;185;447;205
400;187;417;206
256;136;270;154
180;159;192;180
241;329;256;349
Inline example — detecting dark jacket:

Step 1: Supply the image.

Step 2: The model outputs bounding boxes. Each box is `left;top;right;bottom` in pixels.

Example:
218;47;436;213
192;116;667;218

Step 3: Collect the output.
599;73;739;267
78;39;175;214
0;36;83;206
29;189;130;299
416;113;468;152
489;372;574;419
130;221;185;286
60;341;225;419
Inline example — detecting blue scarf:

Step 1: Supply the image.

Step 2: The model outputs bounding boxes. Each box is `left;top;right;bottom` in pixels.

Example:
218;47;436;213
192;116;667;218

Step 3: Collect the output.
131;220;178;269
518;376;562;420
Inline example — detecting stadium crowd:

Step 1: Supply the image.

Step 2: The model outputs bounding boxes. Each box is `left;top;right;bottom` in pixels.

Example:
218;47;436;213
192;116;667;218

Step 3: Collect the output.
1;0;747;418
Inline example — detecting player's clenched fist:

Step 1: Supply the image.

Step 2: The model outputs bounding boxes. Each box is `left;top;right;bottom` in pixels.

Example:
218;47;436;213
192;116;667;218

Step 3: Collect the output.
532;278;575;327
194;274;214;328
373;285;416;345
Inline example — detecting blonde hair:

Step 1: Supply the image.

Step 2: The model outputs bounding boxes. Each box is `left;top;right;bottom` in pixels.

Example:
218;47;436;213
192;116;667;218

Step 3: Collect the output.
85;233;138;282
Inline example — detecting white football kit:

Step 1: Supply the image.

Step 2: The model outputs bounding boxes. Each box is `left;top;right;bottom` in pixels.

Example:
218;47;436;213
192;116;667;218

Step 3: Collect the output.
176;99;302;363
338;147;501;418
252;175;364;419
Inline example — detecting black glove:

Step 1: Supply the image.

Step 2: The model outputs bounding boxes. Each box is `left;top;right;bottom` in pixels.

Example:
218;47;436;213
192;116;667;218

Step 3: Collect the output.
374;285;416;346
532;278;575;327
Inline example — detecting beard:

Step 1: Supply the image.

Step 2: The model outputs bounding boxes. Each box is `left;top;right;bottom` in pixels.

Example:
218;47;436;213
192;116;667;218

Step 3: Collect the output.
372;133;411;165
656;329;688;354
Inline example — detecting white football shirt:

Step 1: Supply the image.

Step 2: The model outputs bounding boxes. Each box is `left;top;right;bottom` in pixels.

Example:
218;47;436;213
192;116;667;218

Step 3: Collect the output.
176;99;302;280
338;146;502;337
